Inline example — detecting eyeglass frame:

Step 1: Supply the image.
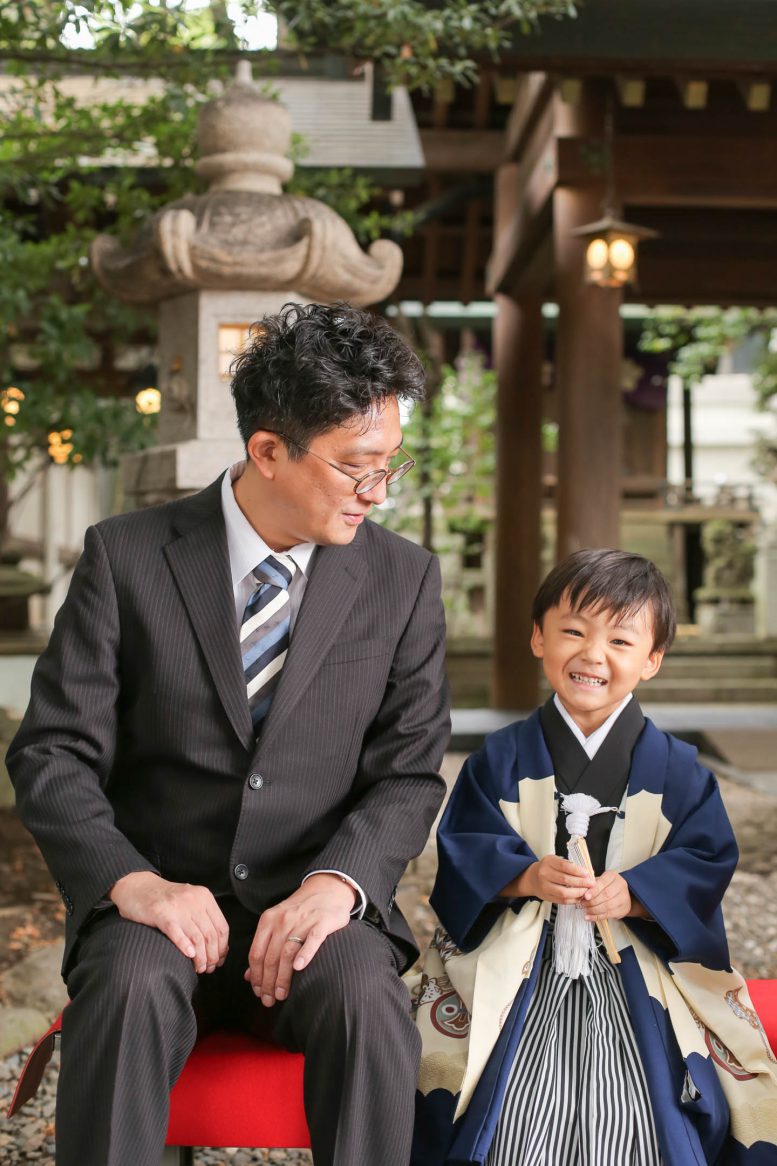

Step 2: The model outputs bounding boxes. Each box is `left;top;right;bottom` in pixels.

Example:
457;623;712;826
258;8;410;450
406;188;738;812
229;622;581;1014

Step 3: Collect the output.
273;432;416;496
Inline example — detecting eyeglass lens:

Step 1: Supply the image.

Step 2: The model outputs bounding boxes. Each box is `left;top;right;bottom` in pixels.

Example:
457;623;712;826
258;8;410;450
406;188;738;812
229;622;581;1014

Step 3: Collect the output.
353;460;413;495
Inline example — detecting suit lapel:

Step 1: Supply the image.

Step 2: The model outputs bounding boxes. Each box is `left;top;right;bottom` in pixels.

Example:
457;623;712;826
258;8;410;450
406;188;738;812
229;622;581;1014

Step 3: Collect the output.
163;480;254;751
255;539;368;752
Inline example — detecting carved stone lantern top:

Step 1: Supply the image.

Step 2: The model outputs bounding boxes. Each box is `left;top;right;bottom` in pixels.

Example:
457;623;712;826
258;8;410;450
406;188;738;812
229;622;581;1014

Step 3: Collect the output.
90;61;403;307
195;59;293;193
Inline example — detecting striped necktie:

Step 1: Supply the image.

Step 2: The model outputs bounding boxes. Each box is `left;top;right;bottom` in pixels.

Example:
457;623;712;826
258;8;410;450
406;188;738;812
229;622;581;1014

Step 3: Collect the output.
241;553;298;732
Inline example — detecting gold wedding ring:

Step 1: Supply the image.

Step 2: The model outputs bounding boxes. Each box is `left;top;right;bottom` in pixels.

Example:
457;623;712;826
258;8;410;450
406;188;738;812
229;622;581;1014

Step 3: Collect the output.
287;934;305;944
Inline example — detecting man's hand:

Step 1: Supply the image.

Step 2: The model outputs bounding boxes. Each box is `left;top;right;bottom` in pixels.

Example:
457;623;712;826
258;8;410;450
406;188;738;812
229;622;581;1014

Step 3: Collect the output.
582;870;633;921
244;873;356;1007
503;855;594;904
109;871;229;974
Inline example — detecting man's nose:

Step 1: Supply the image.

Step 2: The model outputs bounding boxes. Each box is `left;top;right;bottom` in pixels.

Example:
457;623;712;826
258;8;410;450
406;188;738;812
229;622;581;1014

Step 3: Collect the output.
358;476;389;505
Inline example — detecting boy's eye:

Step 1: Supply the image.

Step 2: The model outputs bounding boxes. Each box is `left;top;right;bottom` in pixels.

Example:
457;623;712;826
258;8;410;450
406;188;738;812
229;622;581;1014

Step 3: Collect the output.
563;628;583;636
611;638;630;647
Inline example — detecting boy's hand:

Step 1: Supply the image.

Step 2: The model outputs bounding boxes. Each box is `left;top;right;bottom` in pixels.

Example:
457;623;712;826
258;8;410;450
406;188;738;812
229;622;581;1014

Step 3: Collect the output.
507;855;594;904
582;870;632;921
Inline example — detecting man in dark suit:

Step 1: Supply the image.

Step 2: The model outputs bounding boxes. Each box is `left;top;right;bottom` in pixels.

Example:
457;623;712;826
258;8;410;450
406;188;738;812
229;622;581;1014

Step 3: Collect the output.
8;302;451;1166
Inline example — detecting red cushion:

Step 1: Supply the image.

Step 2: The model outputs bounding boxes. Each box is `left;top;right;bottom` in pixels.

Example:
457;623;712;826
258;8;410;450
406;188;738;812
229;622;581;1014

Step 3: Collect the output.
746;979;777;1055
166;1030;309;1148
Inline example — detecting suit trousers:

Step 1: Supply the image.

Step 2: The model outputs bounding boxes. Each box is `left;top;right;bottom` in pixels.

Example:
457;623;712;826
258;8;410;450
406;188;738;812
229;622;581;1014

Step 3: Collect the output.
56;899;420;1166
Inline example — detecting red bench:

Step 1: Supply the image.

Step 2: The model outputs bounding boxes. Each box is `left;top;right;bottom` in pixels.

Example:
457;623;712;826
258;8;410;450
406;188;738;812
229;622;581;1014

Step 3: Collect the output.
8;982;777;1165
7;1015;310;1166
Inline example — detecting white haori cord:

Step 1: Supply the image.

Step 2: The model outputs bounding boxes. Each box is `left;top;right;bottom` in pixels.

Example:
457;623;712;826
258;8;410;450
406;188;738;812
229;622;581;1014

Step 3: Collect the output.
554;792;619;980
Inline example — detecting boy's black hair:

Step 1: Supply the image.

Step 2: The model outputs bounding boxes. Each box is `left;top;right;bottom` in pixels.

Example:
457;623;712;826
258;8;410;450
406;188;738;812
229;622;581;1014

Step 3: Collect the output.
229;301;426;454
532;548;677;652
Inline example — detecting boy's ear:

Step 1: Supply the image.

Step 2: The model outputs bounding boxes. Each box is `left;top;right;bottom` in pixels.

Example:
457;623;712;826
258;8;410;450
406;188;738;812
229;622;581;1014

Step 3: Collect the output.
530;622;544;659
640;649;664;682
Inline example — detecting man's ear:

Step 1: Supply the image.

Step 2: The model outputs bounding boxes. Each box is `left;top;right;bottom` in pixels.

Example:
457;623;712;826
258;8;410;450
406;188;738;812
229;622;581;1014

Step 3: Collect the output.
246;430;284;480
530;622;545;659
640;649;664;682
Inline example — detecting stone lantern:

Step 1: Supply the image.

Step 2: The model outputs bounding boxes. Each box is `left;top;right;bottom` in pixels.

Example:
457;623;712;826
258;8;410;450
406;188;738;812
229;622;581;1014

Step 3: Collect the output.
91;62;404;507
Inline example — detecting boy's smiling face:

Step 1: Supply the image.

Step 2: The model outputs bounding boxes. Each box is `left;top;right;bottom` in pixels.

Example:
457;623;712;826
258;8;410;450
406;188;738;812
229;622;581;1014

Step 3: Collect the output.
531;593;664;735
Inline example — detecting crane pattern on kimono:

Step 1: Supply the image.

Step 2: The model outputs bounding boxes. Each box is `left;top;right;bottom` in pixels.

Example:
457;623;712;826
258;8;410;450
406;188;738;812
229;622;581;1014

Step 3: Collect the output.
726;986;777;1063
687;1002;757;1081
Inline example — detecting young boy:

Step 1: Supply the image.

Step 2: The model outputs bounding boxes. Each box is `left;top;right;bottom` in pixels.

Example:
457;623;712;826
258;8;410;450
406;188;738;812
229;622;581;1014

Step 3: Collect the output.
411;549;777;1166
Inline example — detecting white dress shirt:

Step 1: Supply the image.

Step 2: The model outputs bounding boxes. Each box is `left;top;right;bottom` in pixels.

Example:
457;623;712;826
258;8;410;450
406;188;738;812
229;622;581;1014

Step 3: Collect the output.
553;692;633;760
221;462;317;625
221;464;366;917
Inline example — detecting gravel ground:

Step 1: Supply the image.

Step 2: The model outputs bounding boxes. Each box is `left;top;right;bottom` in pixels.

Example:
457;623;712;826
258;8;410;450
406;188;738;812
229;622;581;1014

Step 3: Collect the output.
1;756;775;1165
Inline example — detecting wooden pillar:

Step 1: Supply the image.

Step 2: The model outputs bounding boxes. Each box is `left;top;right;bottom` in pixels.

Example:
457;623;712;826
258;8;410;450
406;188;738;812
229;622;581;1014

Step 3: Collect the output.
554;91;624;559
492;293;544;709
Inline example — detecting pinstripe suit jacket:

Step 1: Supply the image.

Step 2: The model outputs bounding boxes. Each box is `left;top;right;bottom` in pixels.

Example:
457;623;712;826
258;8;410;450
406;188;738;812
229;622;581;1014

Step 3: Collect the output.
7;477;451;973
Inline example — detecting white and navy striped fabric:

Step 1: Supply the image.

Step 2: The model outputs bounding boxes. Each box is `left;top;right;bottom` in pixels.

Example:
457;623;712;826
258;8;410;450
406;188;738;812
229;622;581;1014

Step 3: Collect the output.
486;927;661;1166
240;553;299;731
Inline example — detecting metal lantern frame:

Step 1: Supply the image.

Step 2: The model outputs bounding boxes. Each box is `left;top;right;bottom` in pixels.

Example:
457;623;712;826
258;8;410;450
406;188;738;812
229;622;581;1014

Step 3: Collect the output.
571;213;658;288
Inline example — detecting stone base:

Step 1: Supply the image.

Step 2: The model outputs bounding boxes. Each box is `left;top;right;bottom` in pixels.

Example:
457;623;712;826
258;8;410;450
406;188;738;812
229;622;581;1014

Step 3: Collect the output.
696;599;756;636
123;439;244;509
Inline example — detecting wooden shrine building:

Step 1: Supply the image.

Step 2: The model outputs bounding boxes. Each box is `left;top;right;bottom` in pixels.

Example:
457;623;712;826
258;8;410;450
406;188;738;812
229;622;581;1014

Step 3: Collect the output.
396;0;777;706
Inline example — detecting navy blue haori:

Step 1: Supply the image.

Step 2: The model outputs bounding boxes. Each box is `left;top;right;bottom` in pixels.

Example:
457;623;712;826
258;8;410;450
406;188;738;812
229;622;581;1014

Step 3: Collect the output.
409;707;777;1165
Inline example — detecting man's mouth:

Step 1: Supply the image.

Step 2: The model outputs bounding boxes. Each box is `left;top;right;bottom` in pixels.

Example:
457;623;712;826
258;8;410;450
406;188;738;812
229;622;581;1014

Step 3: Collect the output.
569;672;607;687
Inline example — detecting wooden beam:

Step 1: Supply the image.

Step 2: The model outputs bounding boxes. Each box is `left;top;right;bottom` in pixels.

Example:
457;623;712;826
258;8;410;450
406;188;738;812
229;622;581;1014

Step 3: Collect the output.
636;252;777;306
554;174;624;556
486;144;557;293
504;71;554;161
616;74;645;108
493;227;555;299
615;100;777;140
676;78;709;109
619;206;777;244
488;101;562;294
492;296;544;710
420;129;505;172
487;163;553;301
557;134;777;208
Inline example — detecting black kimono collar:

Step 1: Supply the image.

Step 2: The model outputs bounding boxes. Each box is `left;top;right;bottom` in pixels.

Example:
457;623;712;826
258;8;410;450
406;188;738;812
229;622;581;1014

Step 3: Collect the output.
540;696;646;873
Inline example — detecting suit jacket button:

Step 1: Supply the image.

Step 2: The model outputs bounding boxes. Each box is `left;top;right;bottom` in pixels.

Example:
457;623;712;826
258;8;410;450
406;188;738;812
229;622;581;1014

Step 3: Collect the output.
248;773;264;790
234;864;249;880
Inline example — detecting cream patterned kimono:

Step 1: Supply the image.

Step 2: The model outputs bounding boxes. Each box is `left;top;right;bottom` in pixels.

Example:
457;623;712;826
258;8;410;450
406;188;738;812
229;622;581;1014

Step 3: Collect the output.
409;710;777;1166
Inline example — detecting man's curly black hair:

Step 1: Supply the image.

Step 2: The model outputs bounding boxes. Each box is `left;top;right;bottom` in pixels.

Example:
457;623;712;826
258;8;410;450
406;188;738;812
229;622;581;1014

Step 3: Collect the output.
229;301;426;455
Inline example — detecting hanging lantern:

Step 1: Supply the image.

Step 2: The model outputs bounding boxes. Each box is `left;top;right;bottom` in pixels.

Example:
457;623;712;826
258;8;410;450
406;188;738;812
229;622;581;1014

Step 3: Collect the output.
571;214;658;288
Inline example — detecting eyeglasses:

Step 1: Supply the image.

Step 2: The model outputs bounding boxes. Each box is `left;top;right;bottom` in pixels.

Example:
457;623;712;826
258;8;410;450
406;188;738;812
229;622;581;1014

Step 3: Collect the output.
278;434;416;496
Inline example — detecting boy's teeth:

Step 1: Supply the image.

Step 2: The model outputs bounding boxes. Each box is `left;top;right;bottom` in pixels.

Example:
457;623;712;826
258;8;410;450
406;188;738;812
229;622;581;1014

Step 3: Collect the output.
570;673;605;687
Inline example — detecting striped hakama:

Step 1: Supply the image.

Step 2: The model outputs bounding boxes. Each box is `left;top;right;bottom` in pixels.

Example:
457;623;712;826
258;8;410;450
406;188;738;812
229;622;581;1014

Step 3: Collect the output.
486;926;661;1166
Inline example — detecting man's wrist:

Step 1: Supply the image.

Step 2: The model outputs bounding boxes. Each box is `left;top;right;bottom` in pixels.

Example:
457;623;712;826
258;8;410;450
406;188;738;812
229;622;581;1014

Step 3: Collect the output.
108;870;162;904
302;871;358;909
